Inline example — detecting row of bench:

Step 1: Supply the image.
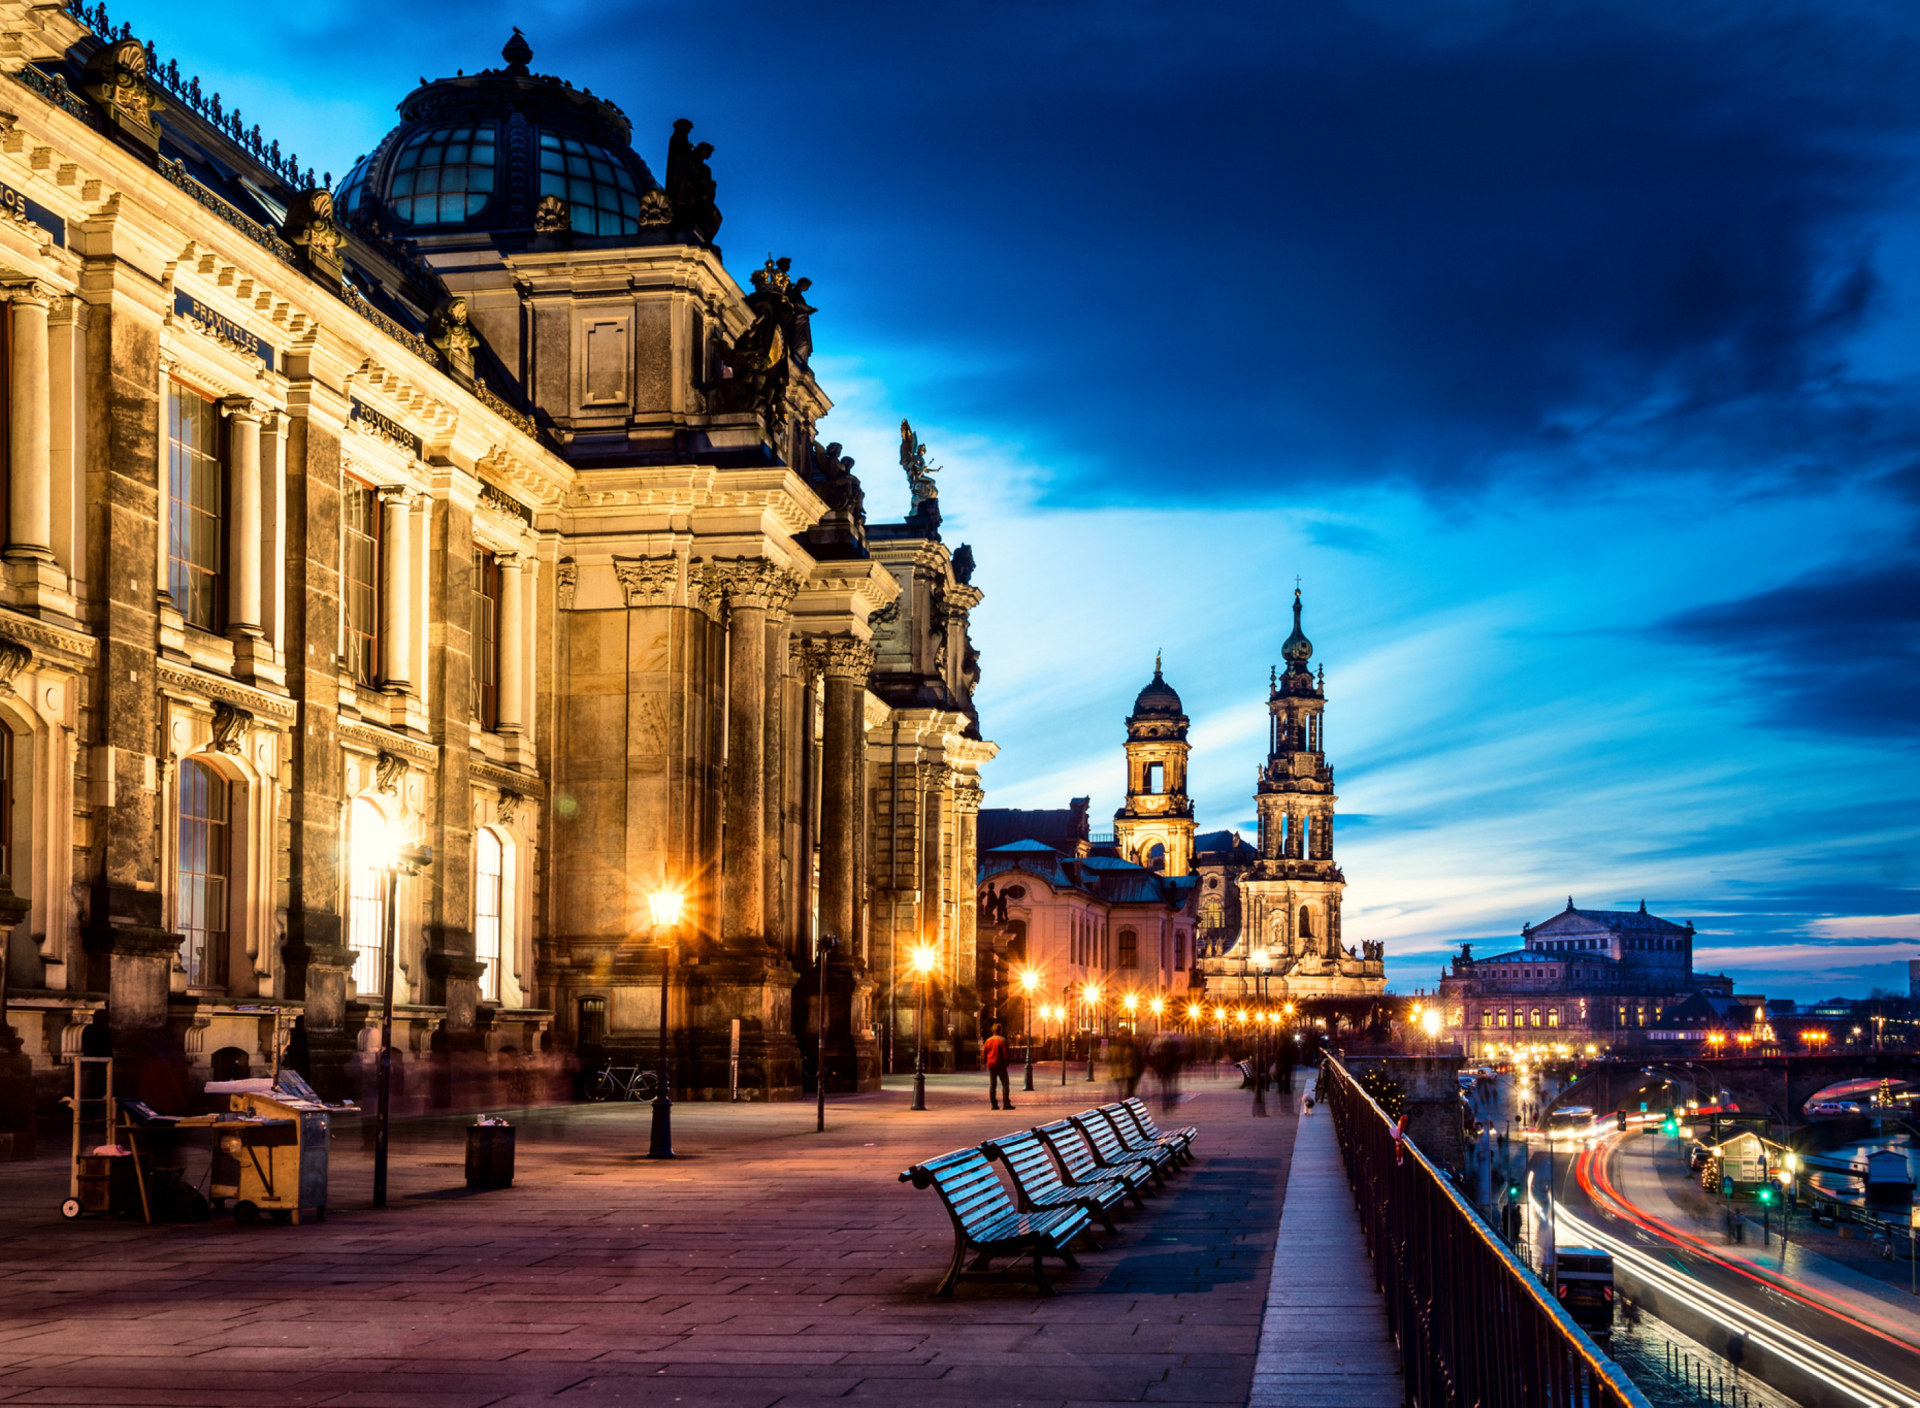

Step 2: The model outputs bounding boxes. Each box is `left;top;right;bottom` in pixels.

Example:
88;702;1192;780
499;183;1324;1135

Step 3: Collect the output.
898;1097;1200;1297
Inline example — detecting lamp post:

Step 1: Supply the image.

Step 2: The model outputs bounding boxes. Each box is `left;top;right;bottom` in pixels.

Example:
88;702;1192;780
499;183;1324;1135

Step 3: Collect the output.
1250;949;1274;1117
815;933;839;1133
1019;967;1040;1092
911;944;936;1111
1060;991;1070;1086
371;834;434;1210
1083;981;1102;1082
1423;1006;1444;1056
647;890;684;1159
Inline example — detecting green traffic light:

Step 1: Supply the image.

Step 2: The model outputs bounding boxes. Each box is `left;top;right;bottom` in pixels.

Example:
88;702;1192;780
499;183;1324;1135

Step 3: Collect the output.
1757;1188;1773;1204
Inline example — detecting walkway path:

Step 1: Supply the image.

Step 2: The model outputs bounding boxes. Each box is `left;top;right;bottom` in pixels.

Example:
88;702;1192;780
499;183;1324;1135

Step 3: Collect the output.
0;1070;1299;1407
1250;1090;1403;1408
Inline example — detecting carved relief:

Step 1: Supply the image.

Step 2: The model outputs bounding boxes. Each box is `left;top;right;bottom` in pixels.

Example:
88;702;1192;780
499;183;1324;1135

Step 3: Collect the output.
534;194;570;234
704;557;800;614
210;700;252;755
375;750;406;796
612;554;679;608
555;557;578;610
819;637;876;682
0;637;32;694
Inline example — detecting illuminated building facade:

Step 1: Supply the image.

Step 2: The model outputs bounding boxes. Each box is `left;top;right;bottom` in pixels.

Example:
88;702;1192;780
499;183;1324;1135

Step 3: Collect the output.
0;7;990;1133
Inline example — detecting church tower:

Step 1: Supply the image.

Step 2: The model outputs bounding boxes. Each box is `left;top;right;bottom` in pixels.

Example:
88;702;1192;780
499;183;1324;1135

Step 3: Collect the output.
1242;590;1348;972
1113;655;1195;875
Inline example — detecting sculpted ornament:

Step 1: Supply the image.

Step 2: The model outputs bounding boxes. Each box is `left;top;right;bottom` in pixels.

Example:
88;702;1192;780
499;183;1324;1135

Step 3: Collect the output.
428;296;479;377
612;554;679;608
705;557;800;614
210;700;253;755
638;188;673;227
0;637;31;695
900;420;939;508
282;189;344;286
554;558;578;610
374;750;406;796
81;38;161;152
534;195;571;235
819;637;876;682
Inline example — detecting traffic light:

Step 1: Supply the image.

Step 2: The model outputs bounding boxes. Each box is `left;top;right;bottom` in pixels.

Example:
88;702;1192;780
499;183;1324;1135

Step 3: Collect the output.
1616;1110;1628;1132
1756;1187;1774;1206
1508;1181;1523;1201
1662;1116;1679;1136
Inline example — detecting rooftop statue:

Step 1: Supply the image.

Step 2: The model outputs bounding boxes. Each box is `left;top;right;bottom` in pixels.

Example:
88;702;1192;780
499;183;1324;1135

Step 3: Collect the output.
665;118;722;242
900;420;940;507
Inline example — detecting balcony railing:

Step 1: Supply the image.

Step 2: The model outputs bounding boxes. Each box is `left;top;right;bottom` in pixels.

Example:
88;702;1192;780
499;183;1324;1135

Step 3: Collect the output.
1322;1055;1653;1408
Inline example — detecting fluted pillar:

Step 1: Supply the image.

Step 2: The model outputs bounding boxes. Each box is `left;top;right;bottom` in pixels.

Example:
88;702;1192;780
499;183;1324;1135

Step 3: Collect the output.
221;398;264;636
716;559;799;946
377;486;412;693
4;284;53;563
762;592;795;951
495;551;525;733
818;636;875;946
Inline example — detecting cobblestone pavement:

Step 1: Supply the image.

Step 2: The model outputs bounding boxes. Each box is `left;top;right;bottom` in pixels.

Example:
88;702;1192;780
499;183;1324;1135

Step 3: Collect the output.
0;1069;1301;1407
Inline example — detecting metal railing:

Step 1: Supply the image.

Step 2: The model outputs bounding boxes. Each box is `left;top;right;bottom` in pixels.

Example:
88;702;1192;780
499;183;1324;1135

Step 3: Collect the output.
1323;1055;1654;1408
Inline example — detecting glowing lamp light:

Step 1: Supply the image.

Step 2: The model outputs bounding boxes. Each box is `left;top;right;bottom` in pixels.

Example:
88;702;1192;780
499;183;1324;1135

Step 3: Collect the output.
1187;1003;1203;1021
1283;1002;1295;1017
1082;981;1102;1006
910;944;939;977
1150;997;1167;1017
1421;1009;1443;1038
647;891;685;927
1019;967;1041;994
1123;992;1140;1014
1250;947;1271;969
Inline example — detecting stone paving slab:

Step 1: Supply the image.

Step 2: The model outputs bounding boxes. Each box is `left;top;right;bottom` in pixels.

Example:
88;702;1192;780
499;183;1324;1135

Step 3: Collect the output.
0;1069;1297;1406
1248;1097;1403;1408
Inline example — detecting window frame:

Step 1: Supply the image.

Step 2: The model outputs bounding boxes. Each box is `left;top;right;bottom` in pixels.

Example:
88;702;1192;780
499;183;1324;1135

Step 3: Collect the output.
474;826;504;1003
166;381;227;632
342;477;382;685
537;130;641;237
472;548;500;730
1117;929;1137;969
348;797;388;995
177;757;231;991
389;123;498;227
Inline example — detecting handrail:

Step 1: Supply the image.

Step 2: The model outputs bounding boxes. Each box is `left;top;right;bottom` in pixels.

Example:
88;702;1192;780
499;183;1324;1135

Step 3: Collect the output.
1321;1054;1655;1408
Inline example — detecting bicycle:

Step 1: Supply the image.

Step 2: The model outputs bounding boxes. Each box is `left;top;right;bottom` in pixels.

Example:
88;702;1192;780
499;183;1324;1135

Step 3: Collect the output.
587;1063;660;1102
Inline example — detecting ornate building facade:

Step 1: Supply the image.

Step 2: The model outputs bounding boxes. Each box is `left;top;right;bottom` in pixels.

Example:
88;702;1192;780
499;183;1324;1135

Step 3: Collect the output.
979;591;1383;1009
1435;900;1731;1059
0;7;990;1135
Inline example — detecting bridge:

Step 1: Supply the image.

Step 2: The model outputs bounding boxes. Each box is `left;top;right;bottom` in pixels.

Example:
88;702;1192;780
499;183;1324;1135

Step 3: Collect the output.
1542;1051;1920;1124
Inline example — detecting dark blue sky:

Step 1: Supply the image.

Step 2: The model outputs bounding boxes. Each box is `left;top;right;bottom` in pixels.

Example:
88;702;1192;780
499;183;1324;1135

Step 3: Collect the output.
121;0;1920;995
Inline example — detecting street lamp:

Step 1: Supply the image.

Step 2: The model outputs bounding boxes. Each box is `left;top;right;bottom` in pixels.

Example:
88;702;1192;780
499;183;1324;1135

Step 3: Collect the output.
370;822;434;1210
1249;948;1274;1117
646;890;684;1159
1122;991;1140;1035
1019;966;1041;1092
1422;1006;1443;1055
815;932;839;1134
910;943;937;1111
1083;981;1102;1081
1150;996;1166;1035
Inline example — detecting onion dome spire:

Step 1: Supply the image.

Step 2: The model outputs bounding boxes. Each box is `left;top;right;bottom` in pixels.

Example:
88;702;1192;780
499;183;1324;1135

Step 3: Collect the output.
1281;587;1314;673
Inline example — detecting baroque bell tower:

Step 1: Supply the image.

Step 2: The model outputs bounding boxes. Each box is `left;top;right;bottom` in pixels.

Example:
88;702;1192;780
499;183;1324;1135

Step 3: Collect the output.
1113;654;1195;875
1235;590;1367;991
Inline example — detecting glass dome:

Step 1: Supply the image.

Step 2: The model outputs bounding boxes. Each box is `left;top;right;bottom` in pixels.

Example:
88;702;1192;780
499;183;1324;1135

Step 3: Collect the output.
332;32;661;244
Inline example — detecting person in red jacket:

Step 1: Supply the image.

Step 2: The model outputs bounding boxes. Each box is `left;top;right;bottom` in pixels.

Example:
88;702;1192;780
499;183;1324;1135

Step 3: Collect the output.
983;1023;1013;1110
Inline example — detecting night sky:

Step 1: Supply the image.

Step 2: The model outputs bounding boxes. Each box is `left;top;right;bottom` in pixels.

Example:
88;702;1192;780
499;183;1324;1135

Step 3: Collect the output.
119;0;1920;997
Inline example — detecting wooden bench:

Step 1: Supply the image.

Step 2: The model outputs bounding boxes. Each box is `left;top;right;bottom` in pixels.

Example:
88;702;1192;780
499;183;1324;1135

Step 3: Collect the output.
1120;1098;1198;1163
1037;1118;1158;1201
1073;1108;1176;1185
899;1146;1094;1296
984;1129;1131;1234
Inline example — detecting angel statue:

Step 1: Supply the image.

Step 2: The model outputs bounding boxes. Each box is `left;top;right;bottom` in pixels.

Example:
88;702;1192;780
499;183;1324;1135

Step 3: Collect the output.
899;419;940;508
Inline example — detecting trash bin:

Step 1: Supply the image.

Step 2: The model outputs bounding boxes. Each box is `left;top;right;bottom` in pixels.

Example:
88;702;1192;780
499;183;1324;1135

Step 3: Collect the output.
466;1117;514;1188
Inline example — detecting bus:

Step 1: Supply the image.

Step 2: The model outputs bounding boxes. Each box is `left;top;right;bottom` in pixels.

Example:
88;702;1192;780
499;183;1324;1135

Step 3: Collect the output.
1554;1247;1616;1335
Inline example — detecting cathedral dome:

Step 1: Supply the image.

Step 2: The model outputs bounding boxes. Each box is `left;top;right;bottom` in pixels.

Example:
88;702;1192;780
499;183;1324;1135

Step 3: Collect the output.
333;30;662;243
1131;656;1184;717
1281;588;1313;666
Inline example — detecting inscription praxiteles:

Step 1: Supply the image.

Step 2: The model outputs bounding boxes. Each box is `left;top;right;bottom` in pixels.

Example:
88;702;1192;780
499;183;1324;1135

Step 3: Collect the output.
173;290;275;369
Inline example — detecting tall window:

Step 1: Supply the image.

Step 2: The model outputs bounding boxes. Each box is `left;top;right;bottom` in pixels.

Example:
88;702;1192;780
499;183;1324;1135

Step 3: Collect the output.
474;827;504;1002
167;384;224;630
1298;905;1313;939
472;549;500;729
390;124;497;225
0;301;11;549
348;798;388;993
342;480;381;684
177;759;230;988
1117;929;1137;968
1174;932;1185;969
538;131;641;236
0;728;12;879
1198;897;1224;930
1144;761;1162;794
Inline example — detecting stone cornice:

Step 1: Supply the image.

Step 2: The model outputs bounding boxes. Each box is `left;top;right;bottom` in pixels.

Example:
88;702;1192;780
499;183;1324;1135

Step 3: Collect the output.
155;661;296;723
339;717;437;767
0;605;96;665
470;757;544;795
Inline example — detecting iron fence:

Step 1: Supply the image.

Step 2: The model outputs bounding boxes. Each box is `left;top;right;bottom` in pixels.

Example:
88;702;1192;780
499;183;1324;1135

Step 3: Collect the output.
1323;1055;1654;1408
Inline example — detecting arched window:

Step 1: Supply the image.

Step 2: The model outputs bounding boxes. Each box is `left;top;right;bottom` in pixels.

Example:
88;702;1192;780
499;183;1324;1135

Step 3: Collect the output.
475;828;505;1002
348;798;389;994
1117;930;1138;968
1530;1007;1542;1027
538;132;641;236
177;759;230;989
390;124;497;225
1298;905;1313;940
1198;897;1225;930
1146;842;1165;871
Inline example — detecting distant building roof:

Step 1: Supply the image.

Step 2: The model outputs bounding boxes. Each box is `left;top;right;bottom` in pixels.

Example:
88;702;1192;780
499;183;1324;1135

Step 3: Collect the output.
1525;899;1694;939
979;799;1090;854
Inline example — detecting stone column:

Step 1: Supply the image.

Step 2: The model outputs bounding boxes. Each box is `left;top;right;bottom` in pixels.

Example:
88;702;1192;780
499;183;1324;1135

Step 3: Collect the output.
761;580;798;951
717;560;797;948
222;398;264;636
4;284;53;562
495;552;525;733
378;486;412;693
817;637;874;947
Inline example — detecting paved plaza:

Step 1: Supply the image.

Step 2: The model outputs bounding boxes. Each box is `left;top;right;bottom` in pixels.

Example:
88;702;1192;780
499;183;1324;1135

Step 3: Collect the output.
0;1069;1399;1407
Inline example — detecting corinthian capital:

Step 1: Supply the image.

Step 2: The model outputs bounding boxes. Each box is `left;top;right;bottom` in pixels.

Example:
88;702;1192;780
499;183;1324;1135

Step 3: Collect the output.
613;554;678;607
704;557;802;614
789;636;826;677
819;636;877;682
